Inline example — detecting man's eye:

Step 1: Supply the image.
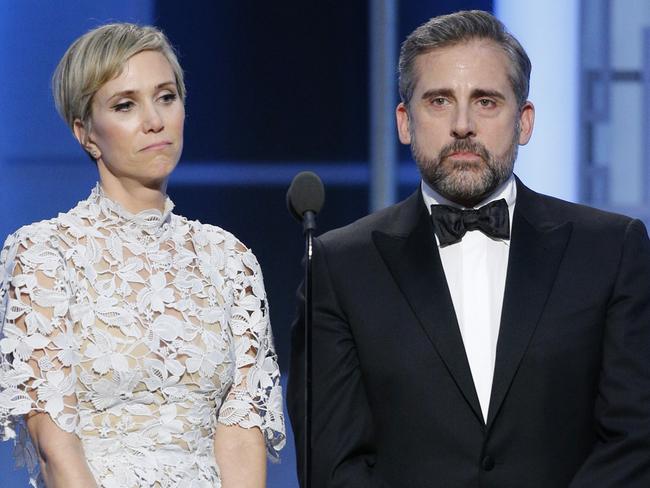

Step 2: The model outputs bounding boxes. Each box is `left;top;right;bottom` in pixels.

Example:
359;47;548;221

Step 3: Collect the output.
431;97;447;106
478;98;495;107
112;101;134;112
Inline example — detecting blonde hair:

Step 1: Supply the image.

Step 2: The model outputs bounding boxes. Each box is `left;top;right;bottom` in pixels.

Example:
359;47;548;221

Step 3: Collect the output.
52;23;185;131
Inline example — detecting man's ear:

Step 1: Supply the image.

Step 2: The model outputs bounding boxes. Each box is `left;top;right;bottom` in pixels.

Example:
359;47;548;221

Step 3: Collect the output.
396;102;412;145
73;119;100;159
517;101;535;146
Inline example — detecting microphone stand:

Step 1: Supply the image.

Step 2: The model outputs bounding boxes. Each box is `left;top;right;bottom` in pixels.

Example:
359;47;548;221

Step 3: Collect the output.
287;170;323;488
302;210;316;488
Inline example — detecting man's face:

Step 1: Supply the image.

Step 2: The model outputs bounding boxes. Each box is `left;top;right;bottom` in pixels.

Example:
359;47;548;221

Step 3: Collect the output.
396;39;534;207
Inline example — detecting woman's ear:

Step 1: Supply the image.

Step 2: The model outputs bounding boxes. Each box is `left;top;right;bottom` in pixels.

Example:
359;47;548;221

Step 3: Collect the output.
73;119;100;159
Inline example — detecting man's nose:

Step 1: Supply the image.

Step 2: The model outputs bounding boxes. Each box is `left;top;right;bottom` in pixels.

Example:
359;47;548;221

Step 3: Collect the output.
451;105;475;139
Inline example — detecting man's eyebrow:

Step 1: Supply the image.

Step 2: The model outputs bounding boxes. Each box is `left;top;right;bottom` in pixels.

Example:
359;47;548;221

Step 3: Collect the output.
106;81;177;102
471;88;506;100
419;88;507;102
420;88;455;100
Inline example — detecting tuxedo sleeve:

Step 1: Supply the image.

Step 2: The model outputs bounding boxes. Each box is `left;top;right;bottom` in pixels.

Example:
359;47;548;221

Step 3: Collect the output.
570;219;650;487
287;237;389;488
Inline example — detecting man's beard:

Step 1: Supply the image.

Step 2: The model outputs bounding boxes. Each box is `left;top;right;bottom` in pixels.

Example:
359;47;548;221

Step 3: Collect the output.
412;123;520;206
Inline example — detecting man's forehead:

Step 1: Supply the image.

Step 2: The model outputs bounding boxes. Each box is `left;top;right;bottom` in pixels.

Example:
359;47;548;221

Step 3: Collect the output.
412;39;513;93
416;38;508;68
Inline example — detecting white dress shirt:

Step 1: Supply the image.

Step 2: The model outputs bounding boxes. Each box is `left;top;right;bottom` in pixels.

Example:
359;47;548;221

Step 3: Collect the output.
421;175;516;422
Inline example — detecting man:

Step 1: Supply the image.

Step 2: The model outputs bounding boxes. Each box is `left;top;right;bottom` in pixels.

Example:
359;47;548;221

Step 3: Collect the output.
287;10;650;488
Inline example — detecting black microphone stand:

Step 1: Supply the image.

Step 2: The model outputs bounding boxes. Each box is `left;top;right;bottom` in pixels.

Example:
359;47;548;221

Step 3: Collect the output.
302;210;317;488
287;170;323;488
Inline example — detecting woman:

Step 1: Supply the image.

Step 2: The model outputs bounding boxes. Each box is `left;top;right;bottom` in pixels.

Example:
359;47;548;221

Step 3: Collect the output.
0;23;285;487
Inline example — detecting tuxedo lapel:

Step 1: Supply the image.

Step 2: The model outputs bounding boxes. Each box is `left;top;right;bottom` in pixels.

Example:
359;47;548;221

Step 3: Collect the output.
486;181;573;428
373;193;484;424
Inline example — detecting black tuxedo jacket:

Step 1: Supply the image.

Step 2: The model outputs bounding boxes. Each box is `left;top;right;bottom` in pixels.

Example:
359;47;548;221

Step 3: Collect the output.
287;179;650;487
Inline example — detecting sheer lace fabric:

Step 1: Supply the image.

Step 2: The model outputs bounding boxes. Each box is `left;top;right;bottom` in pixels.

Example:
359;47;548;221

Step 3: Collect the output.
0;185;285;487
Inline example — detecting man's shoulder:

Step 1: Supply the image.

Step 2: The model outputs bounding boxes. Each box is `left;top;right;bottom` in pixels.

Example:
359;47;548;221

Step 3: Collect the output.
518;183;639;233
318;192;420;250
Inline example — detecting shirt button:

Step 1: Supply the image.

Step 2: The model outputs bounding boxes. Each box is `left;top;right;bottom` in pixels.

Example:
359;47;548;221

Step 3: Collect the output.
481;455;495;471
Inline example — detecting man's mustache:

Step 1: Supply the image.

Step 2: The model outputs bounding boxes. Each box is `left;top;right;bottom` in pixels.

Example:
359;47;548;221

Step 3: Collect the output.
439;139;490;162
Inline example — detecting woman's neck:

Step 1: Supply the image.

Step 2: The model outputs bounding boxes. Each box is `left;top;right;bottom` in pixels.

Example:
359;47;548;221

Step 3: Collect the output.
98;167;167;214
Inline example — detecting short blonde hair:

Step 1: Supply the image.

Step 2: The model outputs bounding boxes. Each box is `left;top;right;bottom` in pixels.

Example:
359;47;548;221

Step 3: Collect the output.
52;23;185;131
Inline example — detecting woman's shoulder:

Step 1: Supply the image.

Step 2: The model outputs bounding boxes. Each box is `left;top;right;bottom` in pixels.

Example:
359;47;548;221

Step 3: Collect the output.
2;197;89;254
2;216;62;254
175;215;250;253
0;217;68;285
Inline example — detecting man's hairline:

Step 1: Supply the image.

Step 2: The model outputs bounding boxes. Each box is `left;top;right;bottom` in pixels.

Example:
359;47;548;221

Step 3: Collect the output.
403;36;520;110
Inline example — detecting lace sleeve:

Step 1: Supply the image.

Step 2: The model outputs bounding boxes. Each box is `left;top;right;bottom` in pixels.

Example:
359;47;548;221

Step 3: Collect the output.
0;226;80;477
217;244;286;461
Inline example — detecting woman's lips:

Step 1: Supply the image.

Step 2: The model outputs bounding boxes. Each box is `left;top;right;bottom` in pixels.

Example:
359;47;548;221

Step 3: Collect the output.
140;141;172;151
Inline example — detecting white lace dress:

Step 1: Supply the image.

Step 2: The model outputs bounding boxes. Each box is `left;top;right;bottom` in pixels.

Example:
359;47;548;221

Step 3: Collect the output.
0;185;285;487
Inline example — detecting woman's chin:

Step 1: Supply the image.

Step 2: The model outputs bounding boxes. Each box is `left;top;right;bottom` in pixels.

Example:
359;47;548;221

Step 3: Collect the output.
143;158;179;184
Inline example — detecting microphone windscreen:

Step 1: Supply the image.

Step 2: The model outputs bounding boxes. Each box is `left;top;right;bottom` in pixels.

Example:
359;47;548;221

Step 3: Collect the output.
287;171;325;221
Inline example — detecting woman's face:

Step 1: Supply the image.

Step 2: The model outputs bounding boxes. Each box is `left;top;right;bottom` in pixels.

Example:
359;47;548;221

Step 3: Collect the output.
76;50;185;189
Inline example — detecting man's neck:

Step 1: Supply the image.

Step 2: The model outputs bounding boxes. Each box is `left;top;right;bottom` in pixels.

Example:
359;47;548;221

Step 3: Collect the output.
423;175;516;209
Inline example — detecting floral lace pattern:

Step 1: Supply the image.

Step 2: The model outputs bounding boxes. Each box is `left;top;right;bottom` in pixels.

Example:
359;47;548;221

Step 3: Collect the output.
0;185;285;487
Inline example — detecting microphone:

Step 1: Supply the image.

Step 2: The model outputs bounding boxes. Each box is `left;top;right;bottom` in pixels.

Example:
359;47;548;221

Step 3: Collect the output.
286;171;325;233
287;171;325;488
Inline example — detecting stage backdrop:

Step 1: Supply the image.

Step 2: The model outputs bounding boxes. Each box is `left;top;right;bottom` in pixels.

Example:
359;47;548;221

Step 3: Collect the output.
0;2;522;487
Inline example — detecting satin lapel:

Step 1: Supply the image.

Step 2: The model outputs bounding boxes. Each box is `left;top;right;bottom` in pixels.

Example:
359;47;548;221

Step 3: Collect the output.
486;186;572;428
372;200;484;424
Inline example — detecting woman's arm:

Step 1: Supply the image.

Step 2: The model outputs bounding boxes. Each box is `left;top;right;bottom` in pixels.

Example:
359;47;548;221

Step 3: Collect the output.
214;424;266;488
0;232;97;488
211;240;285;487
25;412;97;488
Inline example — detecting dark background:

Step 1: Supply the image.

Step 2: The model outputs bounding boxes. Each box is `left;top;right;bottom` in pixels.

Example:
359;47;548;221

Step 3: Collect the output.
0;1;492;486
156;0;493;370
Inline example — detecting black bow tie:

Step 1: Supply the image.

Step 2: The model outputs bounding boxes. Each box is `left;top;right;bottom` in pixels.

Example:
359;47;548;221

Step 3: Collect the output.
430;199;510;246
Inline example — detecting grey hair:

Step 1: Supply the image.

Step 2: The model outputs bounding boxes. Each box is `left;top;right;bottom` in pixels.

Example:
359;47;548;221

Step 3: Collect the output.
52;23;185;132
398;10;531;108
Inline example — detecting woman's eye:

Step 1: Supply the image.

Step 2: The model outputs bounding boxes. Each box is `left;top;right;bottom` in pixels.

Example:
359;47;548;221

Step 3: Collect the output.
160;93;178;104
113;101;134;112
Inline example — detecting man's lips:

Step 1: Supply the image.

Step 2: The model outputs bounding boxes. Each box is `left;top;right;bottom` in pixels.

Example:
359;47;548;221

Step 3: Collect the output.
447;151;482;159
